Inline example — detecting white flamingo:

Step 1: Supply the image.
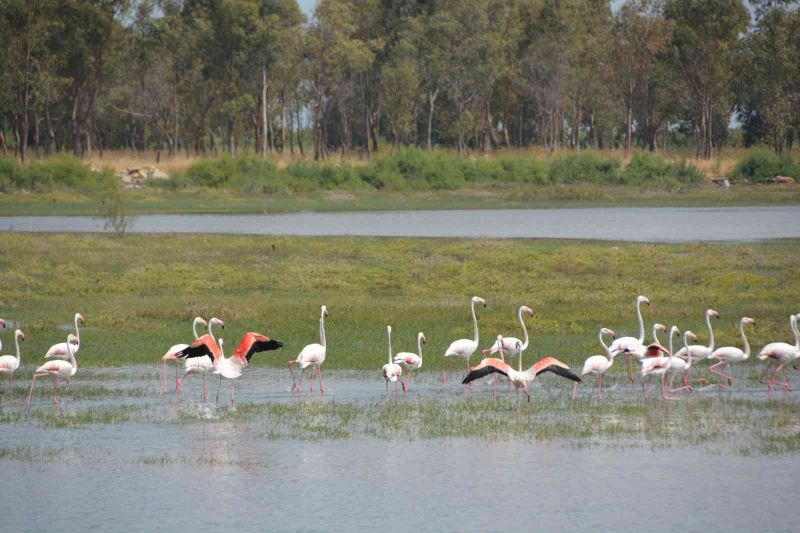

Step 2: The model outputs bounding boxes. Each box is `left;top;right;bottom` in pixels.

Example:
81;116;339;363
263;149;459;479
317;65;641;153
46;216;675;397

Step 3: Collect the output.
636;341;673;401
708;317;756;388
0;329;25;393
675;308;719;385
394;331;425;393
441;296;486;386
44;313;85;360
608;295;650;384
382;326;403;403
161;316;208;394
572;328;616;400
667;328;698;394
27;333;78;405
481;305;534;362
174;317;223;400
289;305;329;395
757;313;800;393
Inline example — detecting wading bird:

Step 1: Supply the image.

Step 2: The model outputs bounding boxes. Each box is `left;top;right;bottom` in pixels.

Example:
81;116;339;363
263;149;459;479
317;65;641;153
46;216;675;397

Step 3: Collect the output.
708;317;756;389
177;330;282;407
289;305;329;395
0;318;6;351
44;313;85;360
608;295;650;384
162;316;208;395
675;309;719;386
572;328;616;400
394;331;425;393
27;334;78;405
463;349;581;405
481;305;534;362
441;296;486;386
382;326;403;404
757;313;800;393
0;329;25;392
667;329;698;394
636;341;673;401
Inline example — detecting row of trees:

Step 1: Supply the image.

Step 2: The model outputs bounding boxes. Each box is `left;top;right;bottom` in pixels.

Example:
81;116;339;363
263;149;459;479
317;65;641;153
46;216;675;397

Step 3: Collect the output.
1;0;798;163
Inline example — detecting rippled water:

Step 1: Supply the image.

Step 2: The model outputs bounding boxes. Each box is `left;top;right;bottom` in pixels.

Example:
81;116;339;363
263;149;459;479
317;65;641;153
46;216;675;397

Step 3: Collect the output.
3;205;800;241
1;366;799;531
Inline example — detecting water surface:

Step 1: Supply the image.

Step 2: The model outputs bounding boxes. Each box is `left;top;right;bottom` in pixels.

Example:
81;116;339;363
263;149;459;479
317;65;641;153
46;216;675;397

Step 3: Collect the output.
2;205;800;241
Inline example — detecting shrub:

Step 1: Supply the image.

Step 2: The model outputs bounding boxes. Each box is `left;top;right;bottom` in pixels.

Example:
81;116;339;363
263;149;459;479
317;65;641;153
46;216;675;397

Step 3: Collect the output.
733;150;800;183
0;157;22;192
548;152;621;184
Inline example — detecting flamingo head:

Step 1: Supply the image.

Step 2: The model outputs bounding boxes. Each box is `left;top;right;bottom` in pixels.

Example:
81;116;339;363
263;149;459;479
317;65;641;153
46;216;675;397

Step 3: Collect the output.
638;295;650;306
68;335;79;346
76;313;85;324
210;317;224;329
321;305;329;317
655;323;667;333
521;306;533;316
472;296;486;308
0;319;5;328
194;316;208;328
601;328;615;340
742;317;756;327
685;330;698;343
16;329;24;341
707;309;719;319
670;326;680;338
419;332;426;344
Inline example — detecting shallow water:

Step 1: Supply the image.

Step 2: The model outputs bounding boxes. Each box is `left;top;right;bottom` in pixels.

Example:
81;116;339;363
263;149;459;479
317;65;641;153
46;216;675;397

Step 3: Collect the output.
3;205;800;241
1;367;799;531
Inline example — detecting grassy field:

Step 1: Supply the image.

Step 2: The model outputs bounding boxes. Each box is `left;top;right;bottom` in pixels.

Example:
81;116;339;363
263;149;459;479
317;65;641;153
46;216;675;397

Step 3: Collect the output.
1;183;799;216
0;233;798;370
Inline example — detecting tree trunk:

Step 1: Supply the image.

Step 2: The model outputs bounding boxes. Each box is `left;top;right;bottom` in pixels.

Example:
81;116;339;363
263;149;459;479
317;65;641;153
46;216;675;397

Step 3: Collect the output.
427;89;438;150
261;66;268;157
279;91;286;153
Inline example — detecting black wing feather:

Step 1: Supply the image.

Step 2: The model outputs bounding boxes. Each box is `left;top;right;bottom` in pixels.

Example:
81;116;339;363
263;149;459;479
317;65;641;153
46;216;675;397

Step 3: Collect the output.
175;343;213;360
462;364;508;385
535;364;582;382
246;339;283;361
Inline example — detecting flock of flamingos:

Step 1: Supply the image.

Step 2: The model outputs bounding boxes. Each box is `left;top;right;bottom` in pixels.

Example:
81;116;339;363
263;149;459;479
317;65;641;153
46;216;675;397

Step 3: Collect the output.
1;294;799;406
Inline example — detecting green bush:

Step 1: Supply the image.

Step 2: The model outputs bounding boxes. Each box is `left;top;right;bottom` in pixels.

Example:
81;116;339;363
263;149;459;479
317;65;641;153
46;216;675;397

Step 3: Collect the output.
549;152;621;184
0;155;112;192
0;157;22;192
733;150;800;183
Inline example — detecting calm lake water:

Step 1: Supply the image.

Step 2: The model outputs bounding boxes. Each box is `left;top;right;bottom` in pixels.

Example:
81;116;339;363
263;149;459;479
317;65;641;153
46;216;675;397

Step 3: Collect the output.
1;367;798;532
2;205;800;241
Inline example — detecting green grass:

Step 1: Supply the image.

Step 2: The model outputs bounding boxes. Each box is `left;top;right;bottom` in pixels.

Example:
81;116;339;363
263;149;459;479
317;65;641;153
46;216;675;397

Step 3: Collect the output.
0;233;798;370
0;183;799;216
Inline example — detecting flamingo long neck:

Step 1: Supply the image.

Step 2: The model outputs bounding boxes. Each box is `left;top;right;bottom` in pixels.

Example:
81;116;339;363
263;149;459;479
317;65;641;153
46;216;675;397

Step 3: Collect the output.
320;312;327;349
705;312;715;351
683;333;692;369
739;320;751;359
14;333;21;363
471;301;479;345
789;315;799;350
518;308;530;351
667;330;674;357
74;315;81;343
635;299;645;344
192;318;203;339
600;331;612;362
518;344;523;373
67;341;77;372
652;324;662;347
417;334;423;358
387;328;392;365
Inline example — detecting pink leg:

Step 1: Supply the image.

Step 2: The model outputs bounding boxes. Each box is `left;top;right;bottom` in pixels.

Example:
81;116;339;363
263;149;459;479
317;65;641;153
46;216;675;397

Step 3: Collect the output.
766;363;787;394
642;378;649;400
661;374;679;401
53;376;60;405
162;362;167;395
523;383;531;403
215;375;223;404
230;381;235;407
203;374;208;403
709;361;732;387
318;367;326;395
571;381;578;400
394;380;399;404
9;372;13;393
288;361;298;391
438;372;448;388
598;374;604;400
385;381;389;403
309;367;314;393
625;354;633;385
174;362;179;394
295;368;306;395
758;360;775;384
27;374;42;405
669;372;693;393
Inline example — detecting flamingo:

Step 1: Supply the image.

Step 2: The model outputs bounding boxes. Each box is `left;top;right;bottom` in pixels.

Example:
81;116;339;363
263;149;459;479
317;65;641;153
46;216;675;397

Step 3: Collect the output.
0;318;6;350
481;305;534;362
175;317;223;401
675;308;719;385
0;329;25;393
608;295;650;384
572;328;616;400
289;305;329;395
441;296;486;386
757;313;800;393
27;334;78;405
382;326;403;404
708;317;756;389
462;351;581;405
394;331;425;393
635;341;673;401
161;316;208;394
622;322;667;364
44;313;85;360
667;329;698;394
177;330;282;406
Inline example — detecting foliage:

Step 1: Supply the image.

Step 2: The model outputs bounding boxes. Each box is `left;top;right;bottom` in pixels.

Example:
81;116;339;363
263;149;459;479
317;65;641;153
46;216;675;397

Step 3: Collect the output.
733;150;800;183
0;155;114;193
549;152;622;185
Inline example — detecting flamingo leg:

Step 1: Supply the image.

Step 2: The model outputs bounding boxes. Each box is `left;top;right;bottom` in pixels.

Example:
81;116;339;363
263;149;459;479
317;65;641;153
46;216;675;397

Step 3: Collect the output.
385;380;389;403
174;362;179;394
27;373;45;405
438;371;448;388
524;383;531;403
294;368;306;394
53;376;60;405
767;363;788;394
571;380;578;401
708;361;732;387
395;380;399;404
9;372;13;393
669;372;693;393
758;360;775;384
318;367;326;395
230;381;235;407
162;362;167;395
203;374;208;403
288;361;298;390
598;374;603;400
661;374;679;401
215;375;222;404
641;377;649;400
625;354;634;385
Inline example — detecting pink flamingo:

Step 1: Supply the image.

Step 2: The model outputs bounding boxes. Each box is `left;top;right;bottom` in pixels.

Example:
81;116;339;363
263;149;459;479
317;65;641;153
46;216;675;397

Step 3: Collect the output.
708;317;756;389
161;316;208;395
608;295;650;384
394;331;425;393
0;329;25;393
27;334;78;405
382;326;403;404
757;313;799;394
572;328;616;400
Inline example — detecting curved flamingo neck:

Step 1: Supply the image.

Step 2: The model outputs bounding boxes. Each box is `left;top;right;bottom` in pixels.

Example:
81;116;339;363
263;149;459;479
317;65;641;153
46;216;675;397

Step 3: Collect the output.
667;329;674;357
518;307;530;351
74;315;81;343
789;315;799;350
320;313;327;349
471;301;479;345
417;333;424;358
599;330;612;361
14;332;22;363
192;317;204;339
635;299;645;344
705;311;715;352
387;328;392;365
739;320;751;359
652;325;663;347
66;340;77;372
683;333;692;369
